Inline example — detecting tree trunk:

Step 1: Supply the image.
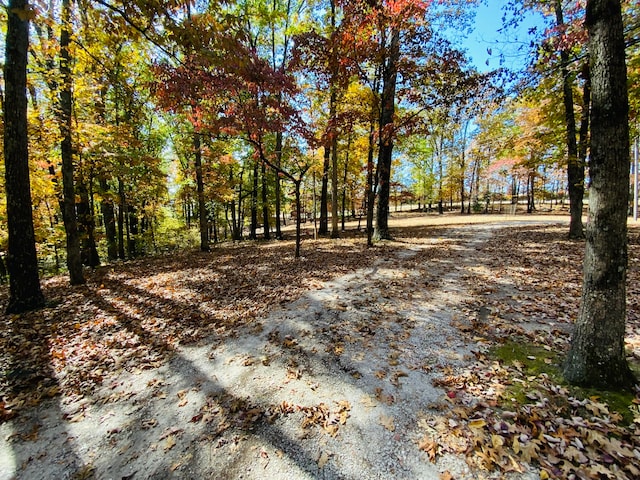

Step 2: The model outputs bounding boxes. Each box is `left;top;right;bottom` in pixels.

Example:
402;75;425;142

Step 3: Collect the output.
341;134;351;231
319;145;330;235
555;0;585;239
294;180;302;258
194;133;209;251
274;131;283;239
262;161;271;240
250;158;259;240
3;0;46;313
100;178;118;261
128;206;139;257
563;0;636;389
117;178;126;259
59;0;85;285
366;120;376;247
330;119;339;238
77;180;100;267
374;28;400;241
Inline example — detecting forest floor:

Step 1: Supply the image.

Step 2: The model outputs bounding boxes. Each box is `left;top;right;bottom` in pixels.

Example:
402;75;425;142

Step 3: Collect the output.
1;212;640;480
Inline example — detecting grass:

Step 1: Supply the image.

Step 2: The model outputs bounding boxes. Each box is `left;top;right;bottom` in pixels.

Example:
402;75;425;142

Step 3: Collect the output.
489;340;639;425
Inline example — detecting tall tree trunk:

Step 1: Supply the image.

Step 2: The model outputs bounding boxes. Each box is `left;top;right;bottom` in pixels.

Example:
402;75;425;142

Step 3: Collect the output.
294;180;302;258
366;121;376;247
563;0;635;389
374;28;400;241
330;126;339;238
59;0;84;285
250;159;259;240
194;133;209;251
274;131;283;239
100;178;118;261
329;0;340;239
319;146;330;235
77;180;100;267
3;0;46;313
555;0;585;239
128;206;138;257
262;161;270;240
341;134;351;231
117;178;126;259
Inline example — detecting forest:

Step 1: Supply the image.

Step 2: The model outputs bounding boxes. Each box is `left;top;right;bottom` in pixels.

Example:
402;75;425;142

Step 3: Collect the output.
2;0;640;479
0;0;636;270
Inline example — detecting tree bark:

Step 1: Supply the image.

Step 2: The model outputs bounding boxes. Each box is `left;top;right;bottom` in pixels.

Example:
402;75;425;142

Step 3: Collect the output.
366;121;376;247
193;133;209;251
3;0;46;313
78;180;100;267
100;178;118;261
117;177;126;259
59;0;85;285
563;0;635;389
249;158;259;240
319;145;330;235
262;161;271;240
374;28;400;241
330;122;340;238
274;131;283;239
555;0;585;239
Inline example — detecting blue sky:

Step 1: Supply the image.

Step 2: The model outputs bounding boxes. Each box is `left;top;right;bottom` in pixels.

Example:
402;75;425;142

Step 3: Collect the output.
464;2;548;72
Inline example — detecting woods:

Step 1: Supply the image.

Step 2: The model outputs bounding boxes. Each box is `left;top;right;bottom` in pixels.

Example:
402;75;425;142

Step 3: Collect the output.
1;1;640;476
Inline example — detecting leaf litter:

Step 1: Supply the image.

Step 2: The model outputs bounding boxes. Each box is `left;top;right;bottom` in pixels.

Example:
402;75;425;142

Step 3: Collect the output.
0;215;638;479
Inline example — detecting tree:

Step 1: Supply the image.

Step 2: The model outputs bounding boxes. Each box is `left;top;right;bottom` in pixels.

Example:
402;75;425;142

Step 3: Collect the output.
3;0;46;313
59;0;86;283
563;0;636;388
550;0;587;238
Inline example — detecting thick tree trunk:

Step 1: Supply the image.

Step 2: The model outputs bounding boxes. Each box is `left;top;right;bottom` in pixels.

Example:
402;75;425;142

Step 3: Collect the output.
3;0;46;313
59;0;85;285
374;28;400;241
194;133;209;251
555;0;585;239
563;0;635;389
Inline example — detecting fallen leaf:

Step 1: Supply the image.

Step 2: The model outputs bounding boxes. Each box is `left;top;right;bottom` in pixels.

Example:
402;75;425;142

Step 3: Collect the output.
379;414;395;431
317;451;330;468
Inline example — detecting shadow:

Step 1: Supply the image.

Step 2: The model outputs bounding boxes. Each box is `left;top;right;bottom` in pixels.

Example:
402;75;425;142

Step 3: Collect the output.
5;217;623;478
1;312;92;479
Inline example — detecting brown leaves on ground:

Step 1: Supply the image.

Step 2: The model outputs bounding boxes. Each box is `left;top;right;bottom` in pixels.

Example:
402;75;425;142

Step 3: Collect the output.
418;223;640;480
0;238;383;411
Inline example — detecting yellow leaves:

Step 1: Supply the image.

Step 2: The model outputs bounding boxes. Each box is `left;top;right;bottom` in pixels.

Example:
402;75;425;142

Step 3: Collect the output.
468;418;486;429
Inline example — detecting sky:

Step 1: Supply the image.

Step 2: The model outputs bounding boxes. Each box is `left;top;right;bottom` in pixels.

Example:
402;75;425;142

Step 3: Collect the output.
463;2;548;73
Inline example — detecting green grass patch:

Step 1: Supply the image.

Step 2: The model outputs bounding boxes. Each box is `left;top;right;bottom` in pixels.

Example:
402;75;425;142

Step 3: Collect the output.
489;340;639;425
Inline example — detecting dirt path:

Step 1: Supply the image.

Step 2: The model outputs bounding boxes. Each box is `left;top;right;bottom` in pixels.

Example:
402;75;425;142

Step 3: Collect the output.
1;219;567;480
